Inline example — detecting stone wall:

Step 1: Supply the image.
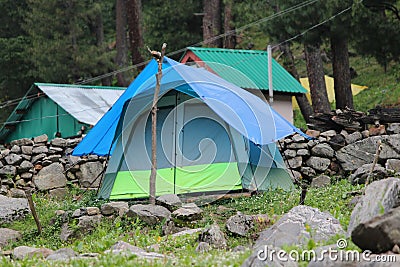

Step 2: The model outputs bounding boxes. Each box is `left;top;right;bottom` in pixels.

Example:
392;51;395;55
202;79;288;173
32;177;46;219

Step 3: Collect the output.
2;123;400;197
279;123;400;185
0;134;106;198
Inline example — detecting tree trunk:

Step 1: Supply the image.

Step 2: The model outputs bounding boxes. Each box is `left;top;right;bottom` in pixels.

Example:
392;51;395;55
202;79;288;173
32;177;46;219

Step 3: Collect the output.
223;0;235;49
280;43;313;123
126;0;144;69
331;35;353;109
116;0;130;86
94;10;112;86
203;0;222;47
304;43;330;114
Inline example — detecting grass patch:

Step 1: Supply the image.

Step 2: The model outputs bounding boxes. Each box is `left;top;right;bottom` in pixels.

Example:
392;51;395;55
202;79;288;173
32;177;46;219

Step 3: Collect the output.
0;178;362;266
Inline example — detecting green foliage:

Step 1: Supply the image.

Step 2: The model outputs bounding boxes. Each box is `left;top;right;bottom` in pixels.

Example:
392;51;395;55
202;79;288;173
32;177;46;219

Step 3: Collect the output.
265;0;329;46
23;0;116;83
142;0;203;60
0;0;35;121
229;0;271;50
351;1;400;70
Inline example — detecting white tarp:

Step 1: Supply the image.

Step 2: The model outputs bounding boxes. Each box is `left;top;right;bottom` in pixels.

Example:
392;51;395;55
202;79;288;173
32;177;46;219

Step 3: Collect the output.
37;85;125;125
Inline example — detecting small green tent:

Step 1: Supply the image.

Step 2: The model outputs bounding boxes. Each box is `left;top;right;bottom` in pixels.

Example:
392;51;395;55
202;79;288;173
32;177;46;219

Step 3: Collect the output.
0;83;125;143
97;58;305;200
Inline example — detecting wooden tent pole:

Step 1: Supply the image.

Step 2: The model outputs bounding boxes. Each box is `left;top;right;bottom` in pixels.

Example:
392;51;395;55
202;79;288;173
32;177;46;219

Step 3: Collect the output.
149;43;167;205
25;190;42;234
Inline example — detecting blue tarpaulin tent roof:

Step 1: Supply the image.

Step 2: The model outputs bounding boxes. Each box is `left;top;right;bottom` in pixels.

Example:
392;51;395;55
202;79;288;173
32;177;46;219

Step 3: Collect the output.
72;57;305;156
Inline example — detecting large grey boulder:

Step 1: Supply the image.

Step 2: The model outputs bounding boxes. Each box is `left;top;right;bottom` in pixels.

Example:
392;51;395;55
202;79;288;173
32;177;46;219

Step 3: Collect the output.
46;248;77;261
287;156;303;169
21;146;33;155
9;145;20;154
306;157;331;172
5;154;23;165
105;240;165;259
32;146;48;154
0;165;17;176
172;203;203;223
101;201;129;216
387;123;400;134
386;159;400;172
126;204;171;225
13;246;41;260
226;213;254;236
310;175;331;188
311;143;335;158
18;160;34;173
77;161;103;188
349;163;389;184
171;228;202;237
283;149;297;159
156;194;182;211
345;131;363;145
50;138;68;148
10;138;33;147
0;195;29;224
33;163;66;191
300;167;317;177
0;228;21;247
60;223;75;242
337;135;400;171
33;134;48;144
243;206;343;267
77;215;102;233
352;206;400;253
9;188;26;198
287;142;308;149
162;219;189;235
72;208;87;218
198;224;227;249
255;205;344;247
347;178;400;235
195;242;211;253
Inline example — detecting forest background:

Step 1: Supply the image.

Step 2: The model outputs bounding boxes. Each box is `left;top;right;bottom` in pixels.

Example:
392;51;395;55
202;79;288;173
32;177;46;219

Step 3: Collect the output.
1;0;399;125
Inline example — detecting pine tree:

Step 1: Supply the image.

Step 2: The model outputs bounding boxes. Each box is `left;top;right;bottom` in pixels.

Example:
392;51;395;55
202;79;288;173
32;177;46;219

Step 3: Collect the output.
24;0;115;83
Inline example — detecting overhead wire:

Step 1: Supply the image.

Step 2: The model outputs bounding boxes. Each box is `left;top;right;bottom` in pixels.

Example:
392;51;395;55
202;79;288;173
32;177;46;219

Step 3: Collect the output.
74;0;321;85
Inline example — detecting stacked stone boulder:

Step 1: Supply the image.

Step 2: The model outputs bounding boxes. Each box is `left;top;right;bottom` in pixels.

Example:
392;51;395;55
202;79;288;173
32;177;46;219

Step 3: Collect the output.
279;123;400;185
0;134;107;198
2;122;400;197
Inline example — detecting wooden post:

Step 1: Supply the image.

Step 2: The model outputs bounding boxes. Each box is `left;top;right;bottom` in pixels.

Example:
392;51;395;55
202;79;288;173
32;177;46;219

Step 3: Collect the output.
364;140;382;192
25;190;42;234
149;43;167;205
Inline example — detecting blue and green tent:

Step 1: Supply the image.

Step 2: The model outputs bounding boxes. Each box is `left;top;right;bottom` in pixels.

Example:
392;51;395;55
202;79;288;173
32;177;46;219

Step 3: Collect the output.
74;57;306;199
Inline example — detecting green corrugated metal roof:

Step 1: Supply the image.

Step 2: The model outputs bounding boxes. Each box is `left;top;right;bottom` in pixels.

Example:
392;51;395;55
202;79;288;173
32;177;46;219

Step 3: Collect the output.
183;47;307;94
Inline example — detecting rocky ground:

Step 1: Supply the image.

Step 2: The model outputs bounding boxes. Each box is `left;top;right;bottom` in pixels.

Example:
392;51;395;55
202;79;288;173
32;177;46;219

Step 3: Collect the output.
1;124;400;266
0;177;399;266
